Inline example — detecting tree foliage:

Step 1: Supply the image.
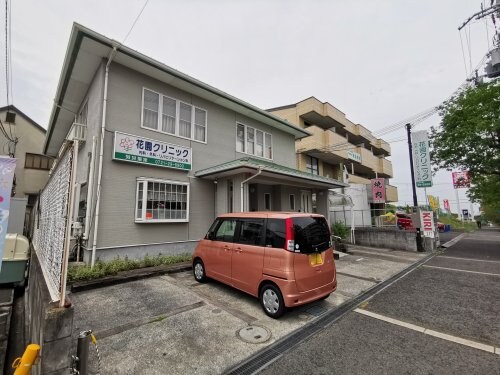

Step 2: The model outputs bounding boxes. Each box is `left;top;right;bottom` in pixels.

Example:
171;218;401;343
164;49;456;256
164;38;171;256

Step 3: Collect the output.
430;81;500;222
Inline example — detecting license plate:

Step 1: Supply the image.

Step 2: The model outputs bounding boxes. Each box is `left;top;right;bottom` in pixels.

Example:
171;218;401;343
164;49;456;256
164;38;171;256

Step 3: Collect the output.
309;253;324;266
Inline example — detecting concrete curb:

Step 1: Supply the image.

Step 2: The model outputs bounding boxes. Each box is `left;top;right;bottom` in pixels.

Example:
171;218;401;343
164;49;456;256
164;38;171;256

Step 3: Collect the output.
70;261;192;293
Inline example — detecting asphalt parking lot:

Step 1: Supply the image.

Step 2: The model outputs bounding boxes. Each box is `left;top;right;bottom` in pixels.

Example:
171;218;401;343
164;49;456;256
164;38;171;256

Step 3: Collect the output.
258;229;500;374
70;245;427;374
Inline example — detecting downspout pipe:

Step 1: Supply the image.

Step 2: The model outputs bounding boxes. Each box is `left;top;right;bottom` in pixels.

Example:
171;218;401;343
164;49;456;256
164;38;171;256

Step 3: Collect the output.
240;168;263;212
91;46;117;268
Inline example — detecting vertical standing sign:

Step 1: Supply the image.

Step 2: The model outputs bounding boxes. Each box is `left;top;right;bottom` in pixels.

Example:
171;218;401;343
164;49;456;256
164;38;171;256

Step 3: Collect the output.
443;199;450;211
0;157;16;271
420;210;435;238
411;131;432;188
371;178;386;203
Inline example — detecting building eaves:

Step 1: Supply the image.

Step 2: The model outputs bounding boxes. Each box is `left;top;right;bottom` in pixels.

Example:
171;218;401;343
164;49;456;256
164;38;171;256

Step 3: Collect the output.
44;23;311;154
195;157;348;188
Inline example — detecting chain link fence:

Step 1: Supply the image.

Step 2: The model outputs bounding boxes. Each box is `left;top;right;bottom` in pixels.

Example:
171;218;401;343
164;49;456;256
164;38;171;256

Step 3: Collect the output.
32;144;73;299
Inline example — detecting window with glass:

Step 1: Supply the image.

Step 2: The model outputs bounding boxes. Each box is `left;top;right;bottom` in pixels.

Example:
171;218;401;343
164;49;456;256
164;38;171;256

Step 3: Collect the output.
142;88;207;142
135;178;189;222
289;194;295;210
264;193;271;210
235;219;264;246
214;219;236;242
236;123;273;159
306;156;319;175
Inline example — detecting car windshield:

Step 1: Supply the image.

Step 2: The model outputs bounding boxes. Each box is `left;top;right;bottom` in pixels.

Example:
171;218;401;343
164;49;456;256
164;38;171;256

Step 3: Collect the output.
293;217;330;254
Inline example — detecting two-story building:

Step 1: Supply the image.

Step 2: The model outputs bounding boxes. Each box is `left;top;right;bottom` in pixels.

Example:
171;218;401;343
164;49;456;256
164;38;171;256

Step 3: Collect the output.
268;97;399;226
0;105;53;233
43;24;347;262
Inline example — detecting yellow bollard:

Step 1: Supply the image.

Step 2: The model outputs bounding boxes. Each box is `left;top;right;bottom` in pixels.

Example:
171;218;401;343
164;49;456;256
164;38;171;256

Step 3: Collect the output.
12;344;40;375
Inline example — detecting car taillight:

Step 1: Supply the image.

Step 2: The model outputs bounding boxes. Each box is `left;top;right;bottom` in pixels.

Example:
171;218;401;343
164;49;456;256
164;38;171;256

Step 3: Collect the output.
285;218;295;251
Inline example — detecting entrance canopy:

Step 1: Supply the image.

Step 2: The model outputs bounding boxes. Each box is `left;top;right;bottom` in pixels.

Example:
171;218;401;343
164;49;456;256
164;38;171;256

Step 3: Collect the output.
195;157;348;189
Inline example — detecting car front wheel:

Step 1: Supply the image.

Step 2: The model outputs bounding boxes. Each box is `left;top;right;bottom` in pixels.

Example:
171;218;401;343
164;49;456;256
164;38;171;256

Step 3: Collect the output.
193;259;207;283
260;284;285;319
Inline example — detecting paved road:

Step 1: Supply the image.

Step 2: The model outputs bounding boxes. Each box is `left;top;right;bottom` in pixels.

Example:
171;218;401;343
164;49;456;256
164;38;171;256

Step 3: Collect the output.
259;229;500;375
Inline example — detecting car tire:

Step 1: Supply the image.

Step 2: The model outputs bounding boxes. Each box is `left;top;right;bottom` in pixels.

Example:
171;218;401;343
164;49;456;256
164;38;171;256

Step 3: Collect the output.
193;259;207;283
260;284;285;319
319;293;330;301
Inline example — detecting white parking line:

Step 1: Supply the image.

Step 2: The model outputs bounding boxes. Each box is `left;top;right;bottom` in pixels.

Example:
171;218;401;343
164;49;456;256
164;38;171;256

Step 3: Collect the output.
422;265;500;277
437;255;500;264
354;308;498;354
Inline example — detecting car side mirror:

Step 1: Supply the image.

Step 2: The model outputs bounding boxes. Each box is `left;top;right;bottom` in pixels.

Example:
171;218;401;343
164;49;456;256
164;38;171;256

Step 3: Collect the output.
206;232;214;240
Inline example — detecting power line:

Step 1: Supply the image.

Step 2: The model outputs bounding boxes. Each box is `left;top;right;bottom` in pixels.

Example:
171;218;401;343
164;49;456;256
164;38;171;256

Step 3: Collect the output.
121;0;149;46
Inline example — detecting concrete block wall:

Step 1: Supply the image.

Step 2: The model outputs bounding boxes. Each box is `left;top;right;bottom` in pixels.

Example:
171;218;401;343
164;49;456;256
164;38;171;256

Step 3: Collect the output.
353;227;418;252
26;249;74;375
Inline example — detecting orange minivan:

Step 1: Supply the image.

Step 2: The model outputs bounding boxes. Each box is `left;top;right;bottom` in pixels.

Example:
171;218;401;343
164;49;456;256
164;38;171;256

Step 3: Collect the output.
192;212;337;318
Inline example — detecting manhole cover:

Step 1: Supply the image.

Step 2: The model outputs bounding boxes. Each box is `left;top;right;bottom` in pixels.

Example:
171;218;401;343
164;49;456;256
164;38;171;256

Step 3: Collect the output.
236;325;271;344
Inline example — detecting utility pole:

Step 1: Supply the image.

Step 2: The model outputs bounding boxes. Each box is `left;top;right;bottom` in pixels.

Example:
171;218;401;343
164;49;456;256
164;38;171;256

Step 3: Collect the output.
406;123;424;252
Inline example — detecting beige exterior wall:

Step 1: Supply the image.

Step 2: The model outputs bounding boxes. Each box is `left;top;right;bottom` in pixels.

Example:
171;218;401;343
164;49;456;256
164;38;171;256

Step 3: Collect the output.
0;108;49;197
268;97;399;202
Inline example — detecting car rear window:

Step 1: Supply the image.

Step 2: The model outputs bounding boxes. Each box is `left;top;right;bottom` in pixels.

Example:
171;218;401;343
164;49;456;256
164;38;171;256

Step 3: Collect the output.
293;217;330;254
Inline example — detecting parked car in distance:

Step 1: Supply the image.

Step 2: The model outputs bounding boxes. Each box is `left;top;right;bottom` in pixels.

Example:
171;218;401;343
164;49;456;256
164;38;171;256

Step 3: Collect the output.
192;212;337;318
396;212;413;230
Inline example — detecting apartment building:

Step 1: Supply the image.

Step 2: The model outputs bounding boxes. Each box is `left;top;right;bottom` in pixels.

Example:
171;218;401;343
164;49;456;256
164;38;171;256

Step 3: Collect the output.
268;97;398;221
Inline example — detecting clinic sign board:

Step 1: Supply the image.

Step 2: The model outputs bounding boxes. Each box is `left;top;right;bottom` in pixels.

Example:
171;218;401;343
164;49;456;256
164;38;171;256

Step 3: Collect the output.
113;132;192;171
411;131;432;188
420;210;434;238
347;150;362;163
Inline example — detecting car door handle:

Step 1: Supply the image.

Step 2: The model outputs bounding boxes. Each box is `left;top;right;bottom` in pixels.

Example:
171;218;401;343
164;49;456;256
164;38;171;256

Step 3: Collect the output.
223;246;231;252
235;247;242;253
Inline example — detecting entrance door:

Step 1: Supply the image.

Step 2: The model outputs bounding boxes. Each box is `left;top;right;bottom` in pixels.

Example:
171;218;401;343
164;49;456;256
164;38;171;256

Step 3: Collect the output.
300;190;312;212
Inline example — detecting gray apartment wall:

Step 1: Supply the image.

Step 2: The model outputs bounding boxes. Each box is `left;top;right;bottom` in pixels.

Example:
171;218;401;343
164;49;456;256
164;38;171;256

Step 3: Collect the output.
73;62;105;246
85;62;297;258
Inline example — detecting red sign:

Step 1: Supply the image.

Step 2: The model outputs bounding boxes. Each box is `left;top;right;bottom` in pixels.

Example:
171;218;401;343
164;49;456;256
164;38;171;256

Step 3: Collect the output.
443;199;450;211
452;171;471;189
371;178;386;203
420;210;435;238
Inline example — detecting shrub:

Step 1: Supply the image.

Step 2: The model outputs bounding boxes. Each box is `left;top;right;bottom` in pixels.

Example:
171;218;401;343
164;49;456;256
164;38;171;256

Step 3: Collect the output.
67;254;192;283
331;221;350;240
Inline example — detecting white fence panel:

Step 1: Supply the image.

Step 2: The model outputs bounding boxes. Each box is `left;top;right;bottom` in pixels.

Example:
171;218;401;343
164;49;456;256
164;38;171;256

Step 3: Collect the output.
32;145;73;300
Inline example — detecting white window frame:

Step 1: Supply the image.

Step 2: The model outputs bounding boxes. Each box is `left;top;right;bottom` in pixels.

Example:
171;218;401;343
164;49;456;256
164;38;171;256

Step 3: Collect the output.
141;87;208;144
135;177;190;223
235;122;273;160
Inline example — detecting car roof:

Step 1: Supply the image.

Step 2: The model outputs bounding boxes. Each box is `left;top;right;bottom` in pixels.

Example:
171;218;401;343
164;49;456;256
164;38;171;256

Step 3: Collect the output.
217;211;325;219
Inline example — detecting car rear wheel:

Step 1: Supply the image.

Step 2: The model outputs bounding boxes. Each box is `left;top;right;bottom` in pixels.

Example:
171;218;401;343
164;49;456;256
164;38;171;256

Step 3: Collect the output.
193;259;207;283
260;284;285;319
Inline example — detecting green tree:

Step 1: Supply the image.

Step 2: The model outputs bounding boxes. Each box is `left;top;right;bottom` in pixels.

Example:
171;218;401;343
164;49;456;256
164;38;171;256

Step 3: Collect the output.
430;81;500;223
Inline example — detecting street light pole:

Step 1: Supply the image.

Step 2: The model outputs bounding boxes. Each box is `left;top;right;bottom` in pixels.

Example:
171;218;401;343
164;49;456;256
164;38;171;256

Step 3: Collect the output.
406;123;424;252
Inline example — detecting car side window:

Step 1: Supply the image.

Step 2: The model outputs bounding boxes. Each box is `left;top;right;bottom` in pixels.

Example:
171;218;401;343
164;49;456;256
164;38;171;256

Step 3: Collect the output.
214;219;237;242
265;219;286;249
235;219;264;246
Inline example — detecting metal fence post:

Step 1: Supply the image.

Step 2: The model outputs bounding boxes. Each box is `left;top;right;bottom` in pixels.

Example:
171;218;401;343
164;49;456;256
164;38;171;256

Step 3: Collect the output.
76;331;92;375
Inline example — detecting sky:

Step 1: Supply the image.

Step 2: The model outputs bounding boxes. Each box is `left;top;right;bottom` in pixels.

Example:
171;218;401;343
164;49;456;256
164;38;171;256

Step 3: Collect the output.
2;0;495;215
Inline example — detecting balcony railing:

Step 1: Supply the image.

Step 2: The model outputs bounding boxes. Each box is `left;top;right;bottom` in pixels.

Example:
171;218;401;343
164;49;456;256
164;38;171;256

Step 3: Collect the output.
377;158;393;178
386;184;399;202
66;122;87;142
